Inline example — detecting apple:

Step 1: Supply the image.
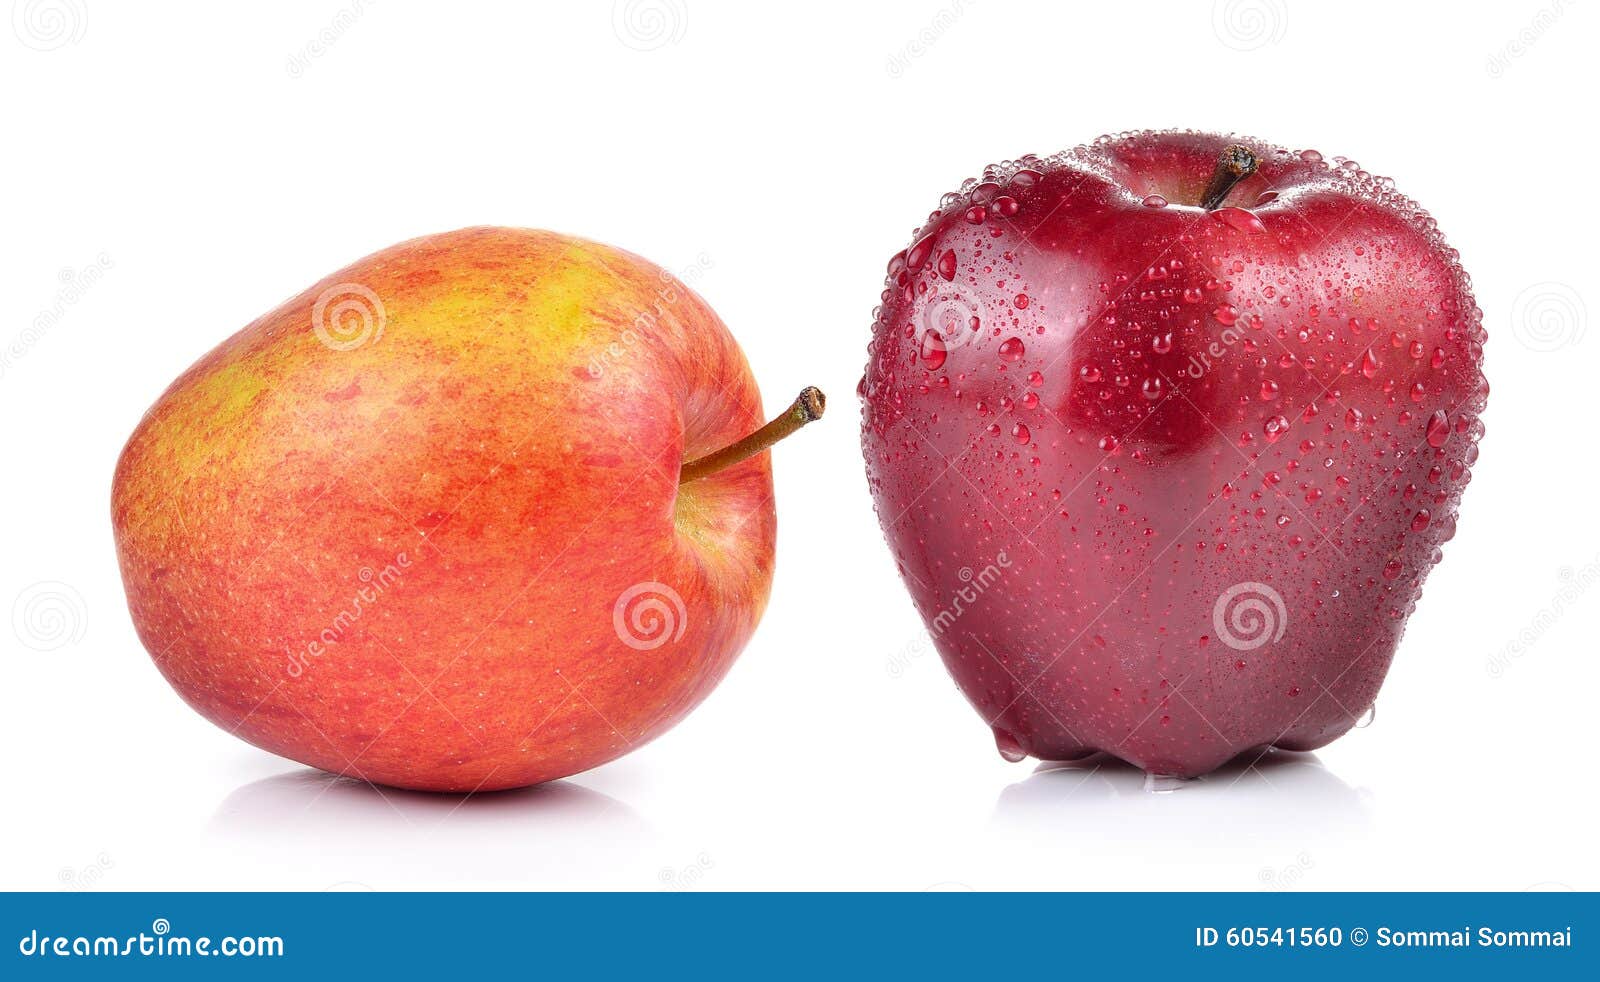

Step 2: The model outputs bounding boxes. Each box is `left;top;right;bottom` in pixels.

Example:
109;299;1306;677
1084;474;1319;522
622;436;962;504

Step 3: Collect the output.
860;131;1486;777
113;227;823;792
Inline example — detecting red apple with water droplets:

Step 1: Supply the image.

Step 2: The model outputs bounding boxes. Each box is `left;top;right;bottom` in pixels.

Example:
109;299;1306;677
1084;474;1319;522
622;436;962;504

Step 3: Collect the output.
859;131;1487;777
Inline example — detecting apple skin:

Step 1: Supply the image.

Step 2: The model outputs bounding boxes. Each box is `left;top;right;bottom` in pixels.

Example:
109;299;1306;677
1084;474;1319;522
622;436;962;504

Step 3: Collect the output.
113;227;775;792
860;131;1487;777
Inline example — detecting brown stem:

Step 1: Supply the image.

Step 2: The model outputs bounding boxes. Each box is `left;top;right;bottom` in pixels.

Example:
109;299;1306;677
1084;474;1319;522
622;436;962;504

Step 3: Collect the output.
1199;144;1259;210
679;386;826;483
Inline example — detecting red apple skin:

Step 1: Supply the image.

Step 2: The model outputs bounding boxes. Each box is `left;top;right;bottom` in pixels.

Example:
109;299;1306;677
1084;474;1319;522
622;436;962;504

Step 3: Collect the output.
113;227;775;792
860;132;1487;777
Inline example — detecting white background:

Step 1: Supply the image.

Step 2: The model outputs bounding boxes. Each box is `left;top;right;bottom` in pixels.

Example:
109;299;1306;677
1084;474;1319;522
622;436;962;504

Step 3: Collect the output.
2;1;1595;891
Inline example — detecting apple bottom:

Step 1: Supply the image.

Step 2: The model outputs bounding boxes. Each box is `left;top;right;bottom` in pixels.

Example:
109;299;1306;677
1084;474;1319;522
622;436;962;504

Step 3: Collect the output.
908;562;1398;778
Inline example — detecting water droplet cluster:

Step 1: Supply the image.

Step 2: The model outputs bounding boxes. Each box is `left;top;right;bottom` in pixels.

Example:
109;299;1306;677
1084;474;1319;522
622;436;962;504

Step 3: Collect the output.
860;130;1486;776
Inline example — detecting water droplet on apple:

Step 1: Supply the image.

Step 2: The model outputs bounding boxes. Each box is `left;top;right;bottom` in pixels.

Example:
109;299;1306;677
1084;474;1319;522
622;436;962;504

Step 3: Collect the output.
1213;304;1239;326
1143;772;1189;794
1356;704;1377;728
1141;194;1168;208
1211;207;1266;234
1411;508;1431;531
1011;422;1031;445
1079;364;1102;383
998;337;1026;361
1426;410;1450;447
992;727;1026;763
919;331;948;370
937;249;957;282
906;236;934;271
964;205;986;224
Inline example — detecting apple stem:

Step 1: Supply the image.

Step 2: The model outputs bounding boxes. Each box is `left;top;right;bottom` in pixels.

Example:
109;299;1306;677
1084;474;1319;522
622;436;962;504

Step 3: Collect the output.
679;386;827;484
1199;144;1259;210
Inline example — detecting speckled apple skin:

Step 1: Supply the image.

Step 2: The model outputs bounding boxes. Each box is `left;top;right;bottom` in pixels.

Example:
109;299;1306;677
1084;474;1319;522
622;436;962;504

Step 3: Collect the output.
860;132;1487;777
113;227;774;792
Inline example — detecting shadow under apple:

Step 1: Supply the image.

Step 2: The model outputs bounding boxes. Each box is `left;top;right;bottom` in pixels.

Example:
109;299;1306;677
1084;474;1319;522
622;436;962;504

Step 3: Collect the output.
991;749;1372;846
209;769;656;888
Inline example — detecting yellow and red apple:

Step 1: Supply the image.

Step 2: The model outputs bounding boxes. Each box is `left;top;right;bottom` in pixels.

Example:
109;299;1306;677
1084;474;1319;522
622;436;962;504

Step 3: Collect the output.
113;227;821;792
